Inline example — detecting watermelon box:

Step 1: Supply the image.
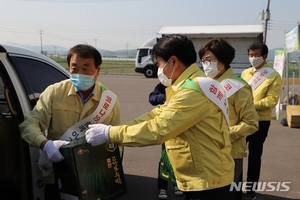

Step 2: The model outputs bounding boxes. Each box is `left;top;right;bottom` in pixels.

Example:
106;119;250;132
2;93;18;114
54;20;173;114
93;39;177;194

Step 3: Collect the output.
54;138;126;200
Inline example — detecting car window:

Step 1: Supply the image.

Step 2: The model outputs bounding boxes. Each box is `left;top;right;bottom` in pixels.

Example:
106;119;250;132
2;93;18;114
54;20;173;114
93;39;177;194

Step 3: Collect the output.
138;49;149;57
10;56;69;108
137;49;150;63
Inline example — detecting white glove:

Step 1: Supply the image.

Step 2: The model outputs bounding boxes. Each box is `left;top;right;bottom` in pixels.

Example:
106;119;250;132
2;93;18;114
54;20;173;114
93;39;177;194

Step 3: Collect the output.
85;124;110;146
43;140;70;162
38;150;53;177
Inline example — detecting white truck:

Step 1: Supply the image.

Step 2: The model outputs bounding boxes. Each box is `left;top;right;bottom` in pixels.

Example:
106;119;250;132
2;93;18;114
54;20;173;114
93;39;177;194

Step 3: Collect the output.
135;24;264;78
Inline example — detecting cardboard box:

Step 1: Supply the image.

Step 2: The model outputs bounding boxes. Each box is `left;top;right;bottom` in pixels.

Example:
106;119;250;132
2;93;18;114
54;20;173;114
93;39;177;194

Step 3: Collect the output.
55;139;126;200
286;105;300;128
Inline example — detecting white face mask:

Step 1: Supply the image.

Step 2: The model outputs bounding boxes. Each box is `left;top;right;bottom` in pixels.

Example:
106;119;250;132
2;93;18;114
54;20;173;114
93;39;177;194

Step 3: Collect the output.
249;56;264;68
157;59;174;87
202;61;219;78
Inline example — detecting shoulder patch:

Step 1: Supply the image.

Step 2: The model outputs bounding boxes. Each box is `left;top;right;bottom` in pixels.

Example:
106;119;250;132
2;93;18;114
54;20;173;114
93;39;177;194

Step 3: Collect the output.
101;84;107;91
180;78;203;94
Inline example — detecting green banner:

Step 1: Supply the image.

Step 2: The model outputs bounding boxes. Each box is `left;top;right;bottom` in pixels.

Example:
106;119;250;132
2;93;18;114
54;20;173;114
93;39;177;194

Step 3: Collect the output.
159;144;176;185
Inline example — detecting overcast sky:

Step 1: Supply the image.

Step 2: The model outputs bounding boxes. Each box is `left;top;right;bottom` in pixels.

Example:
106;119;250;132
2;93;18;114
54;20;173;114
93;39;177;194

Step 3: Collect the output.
0;0;299;51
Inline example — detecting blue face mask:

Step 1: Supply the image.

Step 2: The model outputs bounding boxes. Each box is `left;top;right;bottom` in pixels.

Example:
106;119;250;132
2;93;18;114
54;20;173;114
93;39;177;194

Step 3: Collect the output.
70;74;95;91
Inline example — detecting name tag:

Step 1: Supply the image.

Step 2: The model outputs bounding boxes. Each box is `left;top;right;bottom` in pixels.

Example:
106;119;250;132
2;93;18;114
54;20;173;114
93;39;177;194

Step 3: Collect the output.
248;67;275;90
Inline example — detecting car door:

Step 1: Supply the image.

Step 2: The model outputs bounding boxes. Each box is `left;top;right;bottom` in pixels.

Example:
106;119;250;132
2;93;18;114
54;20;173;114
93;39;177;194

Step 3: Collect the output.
0;52;69;200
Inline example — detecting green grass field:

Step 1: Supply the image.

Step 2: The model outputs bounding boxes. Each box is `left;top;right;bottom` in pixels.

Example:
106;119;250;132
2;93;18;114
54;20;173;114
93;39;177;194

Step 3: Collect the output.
50;56;137;75
50;56;299;78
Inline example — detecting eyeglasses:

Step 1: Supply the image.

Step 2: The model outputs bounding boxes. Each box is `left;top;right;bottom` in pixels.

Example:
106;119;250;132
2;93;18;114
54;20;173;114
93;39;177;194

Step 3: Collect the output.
200;57;216;66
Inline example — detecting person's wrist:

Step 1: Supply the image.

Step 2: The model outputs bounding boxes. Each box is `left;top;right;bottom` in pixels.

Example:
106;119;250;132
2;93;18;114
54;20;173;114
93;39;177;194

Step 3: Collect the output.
105;125;111;140
40;139;49;150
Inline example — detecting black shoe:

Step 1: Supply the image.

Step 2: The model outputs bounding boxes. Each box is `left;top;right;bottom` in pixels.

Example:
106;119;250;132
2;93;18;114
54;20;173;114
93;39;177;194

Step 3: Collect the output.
246;192;256;200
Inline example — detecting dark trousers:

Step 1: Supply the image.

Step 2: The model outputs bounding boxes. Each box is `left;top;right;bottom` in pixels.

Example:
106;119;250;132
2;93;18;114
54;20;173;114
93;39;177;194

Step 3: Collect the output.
229;159;243;200
235;167;243;200
45;163;60;200
246;120;270;193
181;185;231;200
157;165;171;190
45;183;60;200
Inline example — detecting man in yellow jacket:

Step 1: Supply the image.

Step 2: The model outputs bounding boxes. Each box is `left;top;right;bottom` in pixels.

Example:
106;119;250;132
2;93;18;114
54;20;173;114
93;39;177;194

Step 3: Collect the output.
198;38;259;200
241;42;282;200
85;34;234;200
19;44;121;199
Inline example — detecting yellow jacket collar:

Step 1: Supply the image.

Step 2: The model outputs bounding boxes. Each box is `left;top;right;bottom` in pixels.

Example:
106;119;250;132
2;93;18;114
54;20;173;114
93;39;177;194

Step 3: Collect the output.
218;67;234;82
171;63;200;91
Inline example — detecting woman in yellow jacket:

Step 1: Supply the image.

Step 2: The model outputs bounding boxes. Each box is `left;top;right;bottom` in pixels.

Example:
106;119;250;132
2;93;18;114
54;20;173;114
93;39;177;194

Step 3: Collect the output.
85;34;234;200
198;38;259;200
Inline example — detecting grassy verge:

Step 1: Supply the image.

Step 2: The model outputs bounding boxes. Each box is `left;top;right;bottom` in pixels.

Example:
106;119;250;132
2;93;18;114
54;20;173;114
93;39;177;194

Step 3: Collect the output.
49;56;137;74
50;56;299;78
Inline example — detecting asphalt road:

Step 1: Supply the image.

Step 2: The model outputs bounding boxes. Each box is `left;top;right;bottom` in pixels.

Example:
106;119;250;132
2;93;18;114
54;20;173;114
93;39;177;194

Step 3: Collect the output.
98;74;300;200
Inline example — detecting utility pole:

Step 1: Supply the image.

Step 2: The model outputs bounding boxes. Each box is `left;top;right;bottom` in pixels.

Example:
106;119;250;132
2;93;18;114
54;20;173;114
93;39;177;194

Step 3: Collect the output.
260;0;271;44
40;29;44;54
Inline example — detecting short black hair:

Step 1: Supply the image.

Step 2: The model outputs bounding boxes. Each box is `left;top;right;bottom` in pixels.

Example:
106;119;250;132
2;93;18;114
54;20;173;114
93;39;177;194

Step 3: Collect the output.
67;44;102;68
198;38;235;70
247;42;268;56
151;34;197;67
